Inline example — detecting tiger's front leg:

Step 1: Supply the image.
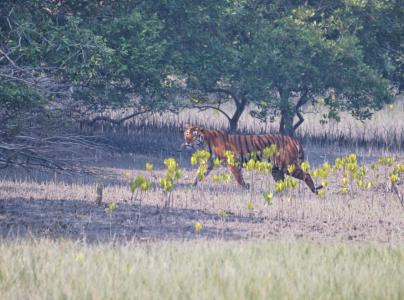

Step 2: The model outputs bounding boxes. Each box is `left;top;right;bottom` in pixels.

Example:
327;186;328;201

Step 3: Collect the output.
192;158;214;186
228;165;250;189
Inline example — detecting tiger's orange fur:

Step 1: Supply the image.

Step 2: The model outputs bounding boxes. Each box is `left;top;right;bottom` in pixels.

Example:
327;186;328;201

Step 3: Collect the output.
182;125;322;194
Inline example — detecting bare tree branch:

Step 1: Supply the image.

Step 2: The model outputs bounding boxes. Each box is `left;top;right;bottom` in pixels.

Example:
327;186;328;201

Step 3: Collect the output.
82;108;153;125
194;105;232;121
208;88;241;105
293;89;310;131
0;134;113;173
293;111;304;131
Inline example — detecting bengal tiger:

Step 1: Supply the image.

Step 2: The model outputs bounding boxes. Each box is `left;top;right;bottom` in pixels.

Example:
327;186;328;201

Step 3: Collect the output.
181;124;322;194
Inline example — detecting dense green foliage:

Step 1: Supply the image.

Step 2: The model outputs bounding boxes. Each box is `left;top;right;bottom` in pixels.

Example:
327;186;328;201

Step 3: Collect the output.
0;1;170;111
1;0;402;135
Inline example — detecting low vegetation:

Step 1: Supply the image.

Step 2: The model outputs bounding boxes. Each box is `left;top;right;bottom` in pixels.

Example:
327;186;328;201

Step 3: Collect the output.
0;239;403;300
129;149;404;207
1;137;403;299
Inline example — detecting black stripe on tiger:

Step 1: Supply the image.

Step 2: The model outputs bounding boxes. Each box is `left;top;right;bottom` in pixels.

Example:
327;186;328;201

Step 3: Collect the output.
183;125;322;194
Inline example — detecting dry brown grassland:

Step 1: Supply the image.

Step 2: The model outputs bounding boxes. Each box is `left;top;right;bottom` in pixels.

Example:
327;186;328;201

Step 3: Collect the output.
0;100;403;299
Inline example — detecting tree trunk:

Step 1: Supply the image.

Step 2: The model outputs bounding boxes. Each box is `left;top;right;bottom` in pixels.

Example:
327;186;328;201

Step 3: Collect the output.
279;90;295;136
280;110;295;136
229;117;239;132
228;97;247;132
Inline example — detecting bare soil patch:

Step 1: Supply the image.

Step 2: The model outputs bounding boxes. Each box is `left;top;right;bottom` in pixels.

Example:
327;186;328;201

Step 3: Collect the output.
1;149;403;243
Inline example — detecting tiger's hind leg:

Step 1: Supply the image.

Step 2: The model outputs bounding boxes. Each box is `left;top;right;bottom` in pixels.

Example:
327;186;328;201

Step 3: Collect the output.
289;166;322;194
271;166;285;182
229;165;250;189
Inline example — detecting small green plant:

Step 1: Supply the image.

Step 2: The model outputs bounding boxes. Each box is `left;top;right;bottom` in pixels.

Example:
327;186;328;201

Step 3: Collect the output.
213;157;221;167
243;156;274;205
131;176;151;192
311;162;332;197
105;201;116;237
389;163;404;205
247;200;254;212
160;158;182;190
224;150;237;167
287;164;296;174
194;222;203;233
312;162;332;179
275;181;284;193
254;161;273;174
244;158;256;171
300;161;310;172
263;192;273;205
317;189;325;198
390;163;404;184
378;157;394;167
105;201;116;214
191;150;211;181
275;178;298;193
262;145;278;160
130;175;151;202
333;153;370;195
341;177;348;186
145;162;154;172
334;154;357;175
160;178;173;191
340;177;349;195
212;172;232;184
244;158;257;204
160;157;182;207
389;174;399;184
392;164;404;174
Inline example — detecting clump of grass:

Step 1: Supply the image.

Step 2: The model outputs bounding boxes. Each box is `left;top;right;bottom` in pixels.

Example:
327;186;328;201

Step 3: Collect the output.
0;239;403;300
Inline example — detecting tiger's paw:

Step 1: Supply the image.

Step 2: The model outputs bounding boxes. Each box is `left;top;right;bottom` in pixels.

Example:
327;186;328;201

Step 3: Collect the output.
313;185;323;194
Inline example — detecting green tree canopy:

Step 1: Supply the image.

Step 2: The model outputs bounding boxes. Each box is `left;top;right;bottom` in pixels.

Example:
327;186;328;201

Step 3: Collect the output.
0;0;173;120
1;0;400;137
143;0;394;134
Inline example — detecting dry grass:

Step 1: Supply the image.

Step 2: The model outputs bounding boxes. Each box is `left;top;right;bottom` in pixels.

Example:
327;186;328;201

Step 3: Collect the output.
1;100;404;299
0;239;403;300
1;146;403;242
95;96;404;150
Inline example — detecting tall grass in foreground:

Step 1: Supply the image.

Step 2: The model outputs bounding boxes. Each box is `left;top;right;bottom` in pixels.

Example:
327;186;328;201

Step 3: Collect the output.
0;239;403;300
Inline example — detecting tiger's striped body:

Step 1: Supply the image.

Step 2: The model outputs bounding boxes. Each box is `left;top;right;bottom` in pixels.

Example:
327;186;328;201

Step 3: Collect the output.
182;125;322;194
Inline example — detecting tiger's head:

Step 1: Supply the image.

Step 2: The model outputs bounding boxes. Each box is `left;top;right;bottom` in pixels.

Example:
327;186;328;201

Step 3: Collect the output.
181;124;205;150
